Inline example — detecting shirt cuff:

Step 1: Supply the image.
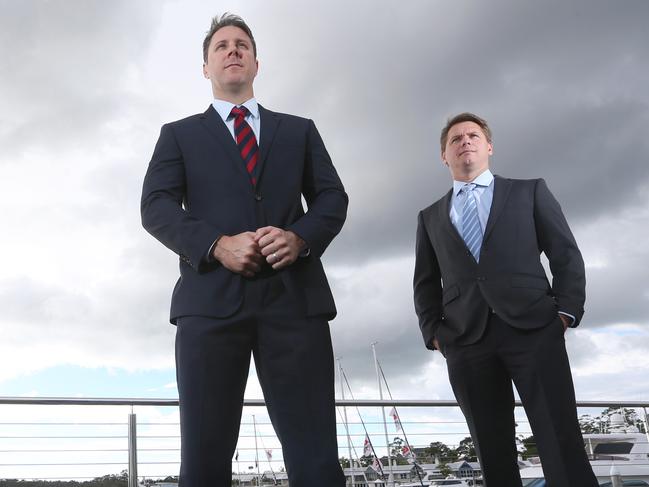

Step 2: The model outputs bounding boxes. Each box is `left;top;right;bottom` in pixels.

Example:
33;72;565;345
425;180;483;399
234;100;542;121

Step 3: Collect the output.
558;311;576;327
205;236;223;263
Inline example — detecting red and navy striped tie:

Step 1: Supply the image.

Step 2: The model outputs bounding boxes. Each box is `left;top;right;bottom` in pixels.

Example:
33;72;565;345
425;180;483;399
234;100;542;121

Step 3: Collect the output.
230;106;259;185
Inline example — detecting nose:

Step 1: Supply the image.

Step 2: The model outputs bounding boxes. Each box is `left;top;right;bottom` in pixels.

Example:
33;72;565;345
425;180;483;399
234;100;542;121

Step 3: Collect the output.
227;44;241;57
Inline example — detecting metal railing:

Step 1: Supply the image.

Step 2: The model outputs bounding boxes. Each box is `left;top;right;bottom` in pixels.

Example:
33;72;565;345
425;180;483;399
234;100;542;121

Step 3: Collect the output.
0;397;647;484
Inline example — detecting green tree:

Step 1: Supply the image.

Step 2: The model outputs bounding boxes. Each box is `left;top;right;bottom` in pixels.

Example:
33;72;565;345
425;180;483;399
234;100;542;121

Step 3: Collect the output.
579;407;647;434
390;436;404;457
601;407;647;433
358;454;374;467
425;441;458;463
438;462;453;478
86;471;128;487
388;436;411;465
517;435;539;459
455;436;477;461
579;413;603;433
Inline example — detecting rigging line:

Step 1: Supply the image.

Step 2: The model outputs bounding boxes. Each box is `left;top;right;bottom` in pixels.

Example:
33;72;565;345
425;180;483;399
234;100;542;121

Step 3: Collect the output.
335;406;373;485
340;364;386;478
377;359;425;487
257;430;278;483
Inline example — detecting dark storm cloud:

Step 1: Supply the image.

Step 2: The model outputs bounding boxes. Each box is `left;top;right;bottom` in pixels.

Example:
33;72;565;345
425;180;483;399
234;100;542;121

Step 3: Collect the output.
0;0;163;159
249;0;649;264
2;0;648;395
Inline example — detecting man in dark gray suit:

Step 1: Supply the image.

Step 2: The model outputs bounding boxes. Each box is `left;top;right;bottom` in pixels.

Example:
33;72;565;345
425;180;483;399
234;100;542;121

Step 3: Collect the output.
413;113;598;487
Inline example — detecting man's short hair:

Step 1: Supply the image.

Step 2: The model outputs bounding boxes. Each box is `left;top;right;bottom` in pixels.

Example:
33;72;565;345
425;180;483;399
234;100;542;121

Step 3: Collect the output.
202;13;257;63
440;112;492;152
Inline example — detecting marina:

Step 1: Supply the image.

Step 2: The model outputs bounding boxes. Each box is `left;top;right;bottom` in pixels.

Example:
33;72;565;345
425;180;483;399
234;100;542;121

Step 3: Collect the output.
0;397;647;486
520;411;649;486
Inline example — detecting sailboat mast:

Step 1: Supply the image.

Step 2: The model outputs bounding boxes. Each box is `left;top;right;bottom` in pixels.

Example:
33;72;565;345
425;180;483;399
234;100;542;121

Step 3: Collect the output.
338;357;355;487
253;414;261;486
372;341;395;487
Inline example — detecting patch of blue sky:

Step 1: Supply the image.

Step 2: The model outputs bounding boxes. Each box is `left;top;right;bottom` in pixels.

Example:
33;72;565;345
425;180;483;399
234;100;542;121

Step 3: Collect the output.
0;365;177;398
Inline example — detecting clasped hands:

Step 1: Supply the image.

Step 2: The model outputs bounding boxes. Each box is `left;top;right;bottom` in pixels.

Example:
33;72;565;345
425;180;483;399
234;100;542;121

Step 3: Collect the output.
212;226;306;277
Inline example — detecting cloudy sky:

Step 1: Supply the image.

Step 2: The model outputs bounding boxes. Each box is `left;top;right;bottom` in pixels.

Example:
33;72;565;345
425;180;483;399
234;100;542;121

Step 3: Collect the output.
1;0;649;479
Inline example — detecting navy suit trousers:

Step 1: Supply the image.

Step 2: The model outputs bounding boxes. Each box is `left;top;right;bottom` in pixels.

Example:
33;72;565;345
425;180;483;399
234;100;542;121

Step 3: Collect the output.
175;274;345;487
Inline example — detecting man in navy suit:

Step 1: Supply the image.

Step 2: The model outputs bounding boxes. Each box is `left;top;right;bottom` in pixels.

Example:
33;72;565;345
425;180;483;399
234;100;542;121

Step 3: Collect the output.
141;14;347;486
413;113;598;486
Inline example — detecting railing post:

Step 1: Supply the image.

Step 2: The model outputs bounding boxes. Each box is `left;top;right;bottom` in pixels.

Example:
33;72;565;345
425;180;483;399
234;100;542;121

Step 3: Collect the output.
128;410;138;487
609;464;623;487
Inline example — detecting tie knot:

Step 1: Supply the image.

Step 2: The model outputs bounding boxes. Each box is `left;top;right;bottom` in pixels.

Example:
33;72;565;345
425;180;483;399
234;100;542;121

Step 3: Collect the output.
230;106;249;120
462;183;477;194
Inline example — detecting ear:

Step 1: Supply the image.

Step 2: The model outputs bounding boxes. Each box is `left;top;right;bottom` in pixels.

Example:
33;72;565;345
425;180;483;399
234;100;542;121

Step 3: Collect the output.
441;150;449;166
202;63;209;79
487;142;493;155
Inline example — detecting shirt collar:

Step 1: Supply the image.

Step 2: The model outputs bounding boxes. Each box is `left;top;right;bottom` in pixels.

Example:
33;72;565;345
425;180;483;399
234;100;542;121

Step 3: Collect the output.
211;97;259;122
453;169;494;196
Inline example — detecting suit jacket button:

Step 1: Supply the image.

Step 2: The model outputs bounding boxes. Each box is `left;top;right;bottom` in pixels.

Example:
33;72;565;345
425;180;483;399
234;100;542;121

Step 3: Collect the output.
477;276;486;281
254;193;263;201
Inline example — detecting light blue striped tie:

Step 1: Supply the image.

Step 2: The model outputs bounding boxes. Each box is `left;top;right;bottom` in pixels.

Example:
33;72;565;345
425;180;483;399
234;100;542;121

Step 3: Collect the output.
462;183;483;262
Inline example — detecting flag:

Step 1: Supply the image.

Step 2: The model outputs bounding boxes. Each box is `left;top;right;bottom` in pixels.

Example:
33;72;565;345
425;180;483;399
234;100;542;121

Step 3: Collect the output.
402;445;416;464
389;407;402;432
265;449;273;461
363;435;372;456
372;455;382;472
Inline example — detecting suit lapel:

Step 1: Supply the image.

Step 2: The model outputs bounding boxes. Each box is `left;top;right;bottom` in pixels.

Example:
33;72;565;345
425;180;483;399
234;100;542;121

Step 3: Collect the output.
438;188;466;247
199;105;251;182
483;175;512;242
256;105;281;186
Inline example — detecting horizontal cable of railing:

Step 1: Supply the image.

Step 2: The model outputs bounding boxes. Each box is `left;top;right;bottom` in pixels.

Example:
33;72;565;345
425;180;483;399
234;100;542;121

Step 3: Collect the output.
1;397;648;407
1;398;645;481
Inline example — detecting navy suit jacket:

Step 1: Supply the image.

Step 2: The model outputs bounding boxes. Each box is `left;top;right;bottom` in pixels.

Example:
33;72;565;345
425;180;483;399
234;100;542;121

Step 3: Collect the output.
413;176;585;349
141;105;348;323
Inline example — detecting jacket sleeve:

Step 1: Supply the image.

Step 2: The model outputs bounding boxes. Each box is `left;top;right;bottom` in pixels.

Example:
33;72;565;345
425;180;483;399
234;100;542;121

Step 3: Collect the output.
140;123;223;273
286;120;348;258
413;211;444;349
533;178;586;326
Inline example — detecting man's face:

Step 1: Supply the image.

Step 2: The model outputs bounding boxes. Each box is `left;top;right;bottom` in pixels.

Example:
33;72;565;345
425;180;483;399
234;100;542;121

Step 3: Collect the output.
203;25;258;97
442;121;493;181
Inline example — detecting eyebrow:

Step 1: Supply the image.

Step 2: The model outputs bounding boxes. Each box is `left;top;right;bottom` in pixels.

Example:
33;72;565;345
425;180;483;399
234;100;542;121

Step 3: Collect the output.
213;38;251;47
451;131;481;140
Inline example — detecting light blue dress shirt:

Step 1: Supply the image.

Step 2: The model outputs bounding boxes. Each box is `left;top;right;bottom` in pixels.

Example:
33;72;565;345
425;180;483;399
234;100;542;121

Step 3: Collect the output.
449;169;494;235
212;97;260;142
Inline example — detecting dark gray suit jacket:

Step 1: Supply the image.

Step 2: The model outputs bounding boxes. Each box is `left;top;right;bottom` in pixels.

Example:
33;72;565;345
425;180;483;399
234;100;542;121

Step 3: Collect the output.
413;176;585;350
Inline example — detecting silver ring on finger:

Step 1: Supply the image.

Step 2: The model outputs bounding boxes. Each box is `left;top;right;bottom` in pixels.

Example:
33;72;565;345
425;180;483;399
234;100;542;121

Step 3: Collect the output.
272;252;278;262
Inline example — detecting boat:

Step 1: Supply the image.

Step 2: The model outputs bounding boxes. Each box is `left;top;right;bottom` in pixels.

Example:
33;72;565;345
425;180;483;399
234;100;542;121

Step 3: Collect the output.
429;477;472;487
398;474;472;487
520;431;649;485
